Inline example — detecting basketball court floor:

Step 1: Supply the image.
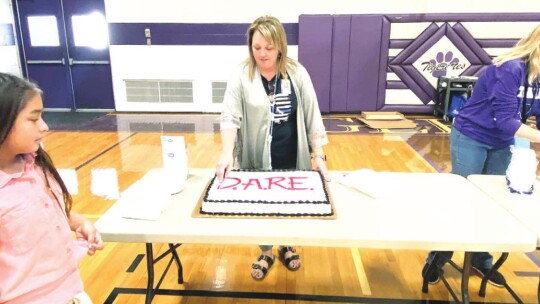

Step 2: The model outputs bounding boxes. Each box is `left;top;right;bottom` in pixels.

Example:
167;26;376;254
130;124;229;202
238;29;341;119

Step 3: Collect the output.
42;112;540;304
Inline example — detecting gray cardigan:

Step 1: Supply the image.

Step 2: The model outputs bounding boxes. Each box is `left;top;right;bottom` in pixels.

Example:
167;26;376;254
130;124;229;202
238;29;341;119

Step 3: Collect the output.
220;59;328;170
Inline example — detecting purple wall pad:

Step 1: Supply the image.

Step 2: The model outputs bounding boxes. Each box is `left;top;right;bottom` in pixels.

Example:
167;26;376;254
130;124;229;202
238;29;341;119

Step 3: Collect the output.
389;40;413;48
376;16;391;110
447;25;491;64
462;64;485;77
386;81;407;89
298;15;333;113
347;15;383;112
477;39;519;48
390;38;518;50
329;15;352;112
452;23;492;63
391;23;440;63
389;25;443;103
109;23;299;45
445;31;482;64
0;24;15;46
391;65;432;102
403;65;435;102
401;26;446;65
384;13;540;22
390;23;491;103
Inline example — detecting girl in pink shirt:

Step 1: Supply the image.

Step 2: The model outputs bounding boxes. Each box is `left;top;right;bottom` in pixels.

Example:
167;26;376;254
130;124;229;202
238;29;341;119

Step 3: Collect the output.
0;73;104;304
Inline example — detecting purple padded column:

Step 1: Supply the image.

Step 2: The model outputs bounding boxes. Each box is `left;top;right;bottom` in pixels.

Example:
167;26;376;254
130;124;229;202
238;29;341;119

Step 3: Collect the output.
347;15;384;111
330;15;351;112
298;15;333;113
376;17;391;110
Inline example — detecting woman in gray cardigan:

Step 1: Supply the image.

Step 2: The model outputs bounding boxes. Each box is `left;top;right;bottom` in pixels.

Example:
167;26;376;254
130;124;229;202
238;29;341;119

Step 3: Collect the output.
215;15;329;280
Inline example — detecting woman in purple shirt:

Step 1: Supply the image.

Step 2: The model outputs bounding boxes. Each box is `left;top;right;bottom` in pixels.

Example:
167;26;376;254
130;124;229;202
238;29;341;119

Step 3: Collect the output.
423;24;540;287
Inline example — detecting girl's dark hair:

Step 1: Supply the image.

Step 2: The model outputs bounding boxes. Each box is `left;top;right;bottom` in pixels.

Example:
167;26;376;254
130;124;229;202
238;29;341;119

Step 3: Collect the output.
0;73;73;216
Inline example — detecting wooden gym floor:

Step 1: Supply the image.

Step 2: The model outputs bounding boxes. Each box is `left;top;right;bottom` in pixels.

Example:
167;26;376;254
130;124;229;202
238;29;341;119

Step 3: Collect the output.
41;112;540;304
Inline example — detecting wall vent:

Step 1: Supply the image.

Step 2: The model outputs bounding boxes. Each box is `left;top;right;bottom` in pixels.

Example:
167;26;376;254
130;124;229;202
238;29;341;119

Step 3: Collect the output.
212;81;227;104
125;80;193;103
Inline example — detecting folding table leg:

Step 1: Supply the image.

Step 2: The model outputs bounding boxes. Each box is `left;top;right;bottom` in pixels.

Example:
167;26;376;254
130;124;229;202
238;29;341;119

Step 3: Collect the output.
145;243;155;304
461;252;472;304
478;253;522;303
169;243;184;283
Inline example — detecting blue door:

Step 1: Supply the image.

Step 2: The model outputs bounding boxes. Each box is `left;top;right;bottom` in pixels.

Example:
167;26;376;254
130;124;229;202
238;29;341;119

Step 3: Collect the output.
14;0;114;110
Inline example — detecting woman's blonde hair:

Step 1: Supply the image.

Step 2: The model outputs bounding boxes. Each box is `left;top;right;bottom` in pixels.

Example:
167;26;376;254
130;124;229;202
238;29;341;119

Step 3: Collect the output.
493;24;540;83
246;15;292;80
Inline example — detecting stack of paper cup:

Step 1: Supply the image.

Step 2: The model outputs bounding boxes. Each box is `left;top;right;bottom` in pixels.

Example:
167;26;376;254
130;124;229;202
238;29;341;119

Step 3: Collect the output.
161;136;188;194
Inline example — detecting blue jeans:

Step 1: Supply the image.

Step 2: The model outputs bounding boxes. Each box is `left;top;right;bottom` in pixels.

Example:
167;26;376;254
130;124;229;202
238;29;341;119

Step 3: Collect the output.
426;128;511;269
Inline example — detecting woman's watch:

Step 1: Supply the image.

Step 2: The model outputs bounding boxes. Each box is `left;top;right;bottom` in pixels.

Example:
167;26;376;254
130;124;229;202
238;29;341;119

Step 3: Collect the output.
311;153;327;161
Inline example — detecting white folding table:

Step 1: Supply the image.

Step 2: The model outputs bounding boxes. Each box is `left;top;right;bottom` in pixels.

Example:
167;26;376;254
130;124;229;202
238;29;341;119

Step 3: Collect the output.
95;169;536;304
468;174;540;303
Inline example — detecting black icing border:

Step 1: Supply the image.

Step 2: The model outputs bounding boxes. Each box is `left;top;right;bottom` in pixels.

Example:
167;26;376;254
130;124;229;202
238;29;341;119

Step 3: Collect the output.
200;169;332;216
199;211;334;216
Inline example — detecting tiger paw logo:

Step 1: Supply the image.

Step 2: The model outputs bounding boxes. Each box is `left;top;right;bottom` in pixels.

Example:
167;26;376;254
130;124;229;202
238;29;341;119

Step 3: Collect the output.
421;51;466;78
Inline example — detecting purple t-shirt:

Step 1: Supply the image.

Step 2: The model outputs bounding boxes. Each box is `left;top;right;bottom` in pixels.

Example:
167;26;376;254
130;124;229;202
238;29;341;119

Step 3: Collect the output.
453;59;540;148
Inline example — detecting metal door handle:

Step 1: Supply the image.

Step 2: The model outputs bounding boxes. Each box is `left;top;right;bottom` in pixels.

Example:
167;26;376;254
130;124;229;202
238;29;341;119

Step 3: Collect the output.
70;59;110;65
27;58;65;65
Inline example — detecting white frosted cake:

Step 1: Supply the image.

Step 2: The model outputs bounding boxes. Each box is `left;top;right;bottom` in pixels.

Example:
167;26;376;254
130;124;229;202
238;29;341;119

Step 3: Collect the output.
200;170;333;216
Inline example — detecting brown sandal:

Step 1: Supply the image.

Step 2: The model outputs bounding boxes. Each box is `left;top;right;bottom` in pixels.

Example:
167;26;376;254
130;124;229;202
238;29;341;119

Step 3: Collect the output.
251;254;274;280
279;246;301;271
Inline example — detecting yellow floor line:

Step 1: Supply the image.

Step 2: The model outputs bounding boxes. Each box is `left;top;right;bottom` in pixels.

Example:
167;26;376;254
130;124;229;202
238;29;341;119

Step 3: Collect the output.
351;248;372;295
425;118;451;133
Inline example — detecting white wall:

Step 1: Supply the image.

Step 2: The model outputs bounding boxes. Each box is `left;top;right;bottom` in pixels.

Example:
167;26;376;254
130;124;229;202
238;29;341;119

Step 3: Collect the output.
110;45;298;112
110;45;247;112
0;0;21;77
105;0;539;23
0;0;13;22
105;0;540;112
3;0;538;110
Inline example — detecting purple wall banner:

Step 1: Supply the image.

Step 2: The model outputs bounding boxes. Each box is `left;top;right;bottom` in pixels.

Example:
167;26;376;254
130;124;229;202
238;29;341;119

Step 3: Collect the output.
384;13;540;22
298;13;540;114
347;15;384;112
299;14;386;112
298;15;332;112
329;15;352;112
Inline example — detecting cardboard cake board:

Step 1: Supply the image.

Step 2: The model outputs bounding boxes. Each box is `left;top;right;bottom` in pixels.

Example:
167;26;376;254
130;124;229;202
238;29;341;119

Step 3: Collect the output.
360;111;405;120
357;117;417;129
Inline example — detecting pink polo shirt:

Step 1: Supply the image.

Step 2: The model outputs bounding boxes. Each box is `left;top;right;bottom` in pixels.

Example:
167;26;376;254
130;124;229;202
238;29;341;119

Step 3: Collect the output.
0;154;83;304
